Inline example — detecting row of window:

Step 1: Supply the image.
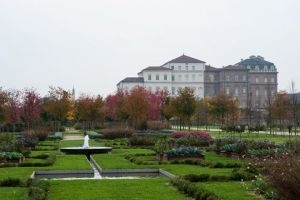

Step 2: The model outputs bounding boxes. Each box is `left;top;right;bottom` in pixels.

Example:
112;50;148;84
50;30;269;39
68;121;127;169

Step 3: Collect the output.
147;86;203;95
247;65;276;71
255;77;275;83
225;75;247;82
222;75;275;83
147;74;202;82
170;65;196;71
225;87;275;97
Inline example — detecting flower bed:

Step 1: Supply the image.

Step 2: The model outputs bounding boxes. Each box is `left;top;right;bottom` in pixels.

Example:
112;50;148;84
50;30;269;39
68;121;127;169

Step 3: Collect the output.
0;152;24;164
163;146;205;161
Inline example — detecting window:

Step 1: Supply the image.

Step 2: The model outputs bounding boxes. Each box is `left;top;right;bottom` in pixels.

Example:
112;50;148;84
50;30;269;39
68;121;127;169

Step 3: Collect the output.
172;75;175;81
270;65;275;71
242;87;247;96
164;74;167;81
242;75;246;81
156;74;159;80
255;89;259;97
209;74;214;81
148;74;151;80
171;66;174;70
255;66;259;71
192;66;195;71
264;77;268;83
192;74;196;81
255;77;259;83
226;75;230;81
264;89;268;97
235;75;238;81
172;87;175;95
178;75;182;81
226;87;230;95
185;74;189;81
264;65;268;71
178;66;182;71
235;88;239;96
185;66;188;71
271;77;275;83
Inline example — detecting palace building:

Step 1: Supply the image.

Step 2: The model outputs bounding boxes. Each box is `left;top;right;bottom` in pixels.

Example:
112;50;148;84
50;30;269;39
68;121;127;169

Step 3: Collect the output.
117;54;278;109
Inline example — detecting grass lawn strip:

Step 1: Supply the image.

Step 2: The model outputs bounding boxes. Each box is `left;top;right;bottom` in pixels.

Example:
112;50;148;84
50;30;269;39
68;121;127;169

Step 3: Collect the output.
49;178;190;200
0;187;27;200
198;181;261;200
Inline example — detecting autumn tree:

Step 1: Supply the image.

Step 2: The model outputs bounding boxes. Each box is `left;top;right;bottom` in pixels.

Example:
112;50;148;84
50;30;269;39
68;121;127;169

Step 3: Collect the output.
147;90;168;121
226;97;240;129
0;88;8;131
171;87;196;131
194;98;210;130
75;94;105;130
272;91;291;135
21;89;42;129
208;93;230;133
161;96;174;121
42;86;73;130
105;89;128;122
123;87;149;129
6;89;22;132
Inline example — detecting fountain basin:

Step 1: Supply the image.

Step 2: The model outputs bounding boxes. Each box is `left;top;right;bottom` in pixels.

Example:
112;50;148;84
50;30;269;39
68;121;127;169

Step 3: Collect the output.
60;147;112;155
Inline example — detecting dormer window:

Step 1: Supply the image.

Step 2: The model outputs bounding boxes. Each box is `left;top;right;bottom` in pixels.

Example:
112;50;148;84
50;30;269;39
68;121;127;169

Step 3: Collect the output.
171;66;174;70
178;66;182;71
264;65;268;71
185;66;188;71
270;65;275;71
192;66;195;71
255;65;259;71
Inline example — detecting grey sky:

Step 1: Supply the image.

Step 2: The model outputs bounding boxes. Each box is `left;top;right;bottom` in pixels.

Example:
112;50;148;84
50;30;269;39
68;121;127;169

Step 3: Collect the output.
1;0;300;97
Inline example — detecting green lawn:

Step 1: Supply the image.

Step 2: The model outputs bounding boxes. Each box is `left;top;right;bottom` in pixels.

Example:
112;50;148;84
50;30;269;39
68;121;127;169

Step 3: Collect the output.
197;181;261;200
43;155;91;170
49;178;189;200
0;187;27;200
0;167;36;180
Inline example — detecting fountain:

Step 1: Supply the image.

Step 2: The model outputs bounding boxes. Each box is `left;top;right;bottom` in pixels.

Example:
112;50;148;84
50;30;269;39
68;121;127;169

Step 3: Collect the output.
60;134;112;160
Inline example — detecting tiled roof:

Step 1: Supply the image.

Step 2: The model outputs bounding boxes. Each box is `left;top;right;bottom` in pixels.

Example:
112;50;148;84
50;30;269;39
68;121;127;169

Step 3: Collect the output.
237;55;276;70
223;65;248;70
163;54;205;65
205;65;220;71
119;77;144;83
142;66;172;71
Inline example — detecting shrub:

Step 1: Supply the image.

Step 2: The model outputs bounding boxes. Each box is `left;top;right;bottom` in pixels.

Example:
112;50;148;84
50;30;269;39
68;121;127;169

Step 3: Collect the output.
0;178;24;187
19;154;56;167
171;131;212;141
128;135;158;146
184;174;210;182
47;132;64;140
170;177;220;200
21;130;39;148
27;179;50;200
85;131;102;139
257;155;300;200
102;128;134;139
230;168;255;181
0;151;23;161
165;146;205;158
146;121;171;130
0;133;15;152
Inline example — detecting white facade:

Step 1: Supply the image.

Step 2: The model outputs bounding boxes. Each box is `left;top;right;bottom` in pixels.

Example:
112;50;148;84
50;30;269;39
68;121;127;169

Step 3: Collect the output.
117;55;205;98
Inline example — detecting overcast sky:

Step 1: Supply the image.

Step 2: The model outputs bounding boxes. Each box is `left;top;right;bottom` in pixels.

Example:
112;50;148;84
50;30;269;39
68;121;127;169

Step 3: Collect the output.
1;0;300;97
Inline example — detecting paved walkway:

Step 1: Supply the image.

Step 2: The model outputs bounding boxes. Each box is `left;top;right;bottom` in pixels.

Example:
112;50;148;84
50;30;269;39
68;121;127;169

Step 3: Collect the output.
63;135;84;140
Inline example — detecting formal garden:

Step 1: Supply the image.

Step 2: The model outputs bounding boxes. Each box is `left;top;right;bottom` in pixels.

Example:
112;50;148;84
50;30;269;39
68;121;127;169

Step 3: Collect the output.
0;127;300;200
1;86;300;199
